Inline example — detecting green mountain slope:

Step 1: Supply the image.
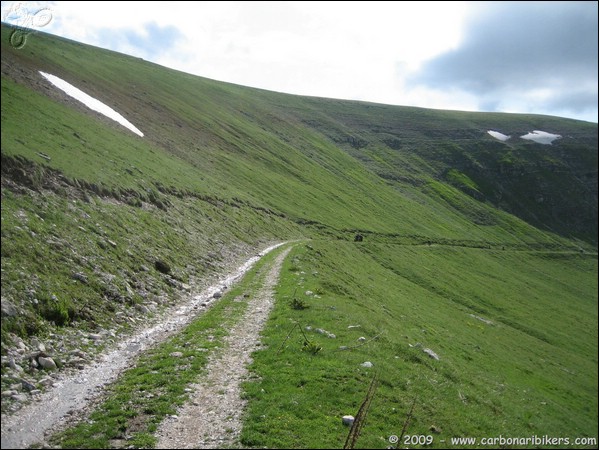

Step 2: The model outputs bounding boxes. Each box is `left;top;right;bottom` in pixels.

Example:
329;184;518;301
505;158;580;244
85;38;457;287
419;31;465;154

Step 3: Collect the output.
1;24;597;447
2;25;596;245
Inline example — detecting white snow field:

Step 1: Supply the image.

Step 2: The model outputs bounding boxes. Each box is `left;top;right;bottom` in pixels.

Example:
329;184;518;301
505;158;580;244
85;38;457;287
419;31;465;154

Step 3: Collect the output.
520;130;561;145
487;130;511;141
39;71;144;137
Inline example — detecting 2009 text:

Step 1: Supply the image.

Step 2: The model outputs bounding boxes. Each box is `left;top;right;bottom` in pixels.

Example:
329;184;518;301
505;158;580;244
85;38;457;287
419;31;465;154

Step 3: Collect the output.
388;434;434;446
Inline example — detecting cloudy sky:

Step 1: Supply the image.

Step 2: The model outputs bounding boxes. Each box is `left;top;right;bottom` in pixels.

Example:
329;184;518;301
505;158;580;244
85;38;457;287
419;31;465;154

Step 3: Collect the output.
2;1;597;122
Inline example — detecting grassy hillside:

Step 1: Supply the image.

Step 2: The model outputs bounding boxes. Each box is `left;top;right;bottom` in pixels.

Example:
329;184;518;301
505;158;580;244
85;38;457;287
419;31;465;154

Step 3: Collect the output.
241;240;597;448
2;25;596;244
1;23;597;447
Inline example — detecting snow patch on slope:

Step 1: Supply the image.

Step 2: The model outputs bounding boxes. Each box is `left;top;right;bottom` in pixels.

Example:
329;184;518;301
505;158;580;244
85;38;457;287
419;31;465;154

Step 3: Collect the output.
39;72;143;137
487;130;510;141
520;130;561;145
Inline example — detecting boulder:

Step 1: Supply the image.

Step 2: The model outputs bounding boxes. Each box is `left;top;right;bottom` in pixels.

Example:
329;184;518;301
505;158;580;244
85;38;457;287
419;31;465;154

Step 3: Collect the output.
38;356;57;370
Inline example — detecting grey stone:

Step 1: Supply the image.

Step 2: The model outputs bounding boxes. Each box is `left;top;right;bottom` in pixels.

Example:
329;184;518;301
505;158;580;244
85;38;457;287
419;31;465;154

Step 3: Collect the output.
8;357;24;373
21;379;36;391
38;377;54;387
11;393;28;402
422;348;440;360
469;314;493;325
342;415;355;426
72;272;88;284
1;299;19;317
38;356;57;370
67;358;87;369
136;304;150;314
166;277;181;288
31;338;46;352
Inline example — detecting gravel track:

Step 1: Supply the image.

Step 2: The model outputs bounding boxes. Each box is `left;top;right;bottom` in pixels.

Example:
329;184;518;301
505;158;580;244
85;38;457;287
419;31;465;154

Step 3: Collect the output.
0;242;287;449
155;246;292;448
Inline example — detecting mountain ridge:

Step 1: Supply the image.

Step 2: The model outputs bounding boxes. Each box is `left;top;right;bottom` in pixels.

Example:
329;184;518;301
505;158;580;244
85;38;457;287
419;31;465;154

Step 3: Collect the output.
2;24;596;246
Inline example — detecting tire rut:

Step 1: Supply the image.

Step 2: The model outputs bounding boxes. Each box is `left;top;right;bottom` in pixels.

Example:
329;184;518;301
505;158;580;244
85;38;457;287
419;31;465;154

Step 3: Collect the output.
0;243;287;450
155;246;292;449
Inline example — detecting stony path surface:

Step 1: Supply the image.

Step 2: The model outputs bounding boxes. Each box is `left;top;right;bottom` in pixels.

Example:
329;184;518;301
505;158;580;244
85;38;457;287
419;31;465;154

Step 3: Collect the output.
155;246;292;449
0;243;286;450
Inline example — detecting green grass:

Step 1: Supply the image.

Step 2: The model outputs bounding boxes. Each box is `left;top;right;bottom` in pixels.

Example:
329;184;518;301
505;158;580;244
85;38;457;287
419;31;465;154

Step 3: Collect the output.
445;168;480;193
0;171;300;403
0;22;597;449
240;241;597;448
1;24;596;245
0;175;297;329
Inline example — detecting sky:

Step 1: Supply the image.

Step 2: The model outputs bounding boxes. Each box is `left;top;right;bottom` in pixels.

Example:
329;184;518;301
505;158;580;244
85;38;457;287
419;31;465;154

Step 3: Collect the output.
2;1;598;123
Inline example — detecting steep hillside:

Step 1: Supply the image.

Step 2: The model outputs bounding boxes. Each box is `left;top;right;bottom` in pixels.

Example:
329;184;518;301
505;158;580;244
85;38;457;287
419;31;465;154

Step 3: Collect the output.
2;25;596;244
1;24;597;448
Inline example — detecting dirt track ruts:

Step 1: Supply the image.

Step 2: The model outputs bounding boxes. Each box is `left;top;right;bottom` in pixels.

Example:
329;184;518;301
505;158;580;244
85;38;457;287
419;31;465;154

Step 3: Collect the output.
155;246;292;448
0;242;287;449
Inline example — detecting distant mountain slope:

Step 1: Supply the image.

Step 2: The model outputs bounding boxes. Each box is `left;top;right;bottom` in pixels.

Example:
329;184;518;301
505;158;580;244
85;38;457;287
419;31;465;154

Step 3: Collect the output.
297;98;597;243
2;24;596;247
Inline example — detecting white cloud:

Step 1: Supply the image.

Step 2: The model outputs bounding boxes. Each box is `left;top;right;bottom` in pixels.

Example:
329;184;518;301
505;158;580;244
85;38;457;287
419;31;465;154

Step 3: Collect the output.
408;1;598;122
2;1;596;122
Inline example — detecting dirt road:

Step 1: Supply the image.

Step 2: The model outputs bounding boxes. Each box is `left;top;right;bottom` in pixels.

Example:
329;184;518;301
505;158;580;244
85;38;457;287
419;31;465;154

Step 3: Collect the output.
155;246;292;448
0;242;287;449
